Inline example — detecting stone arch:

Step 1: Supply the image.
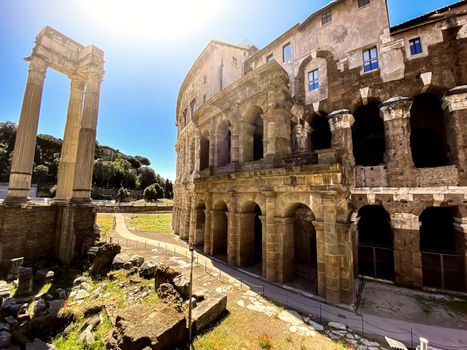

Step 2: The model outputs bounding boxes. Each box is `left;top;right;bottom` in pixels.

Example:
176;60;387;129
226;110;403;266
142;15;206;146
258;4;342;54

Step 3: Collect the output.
410;93;450;168
280;202;318;293
237;200;264;269
352;99;386;166
357;205;394;281
419;206;465;291
211;200;228;258
276;192;322;221
216;119;231;167
242;106;264;162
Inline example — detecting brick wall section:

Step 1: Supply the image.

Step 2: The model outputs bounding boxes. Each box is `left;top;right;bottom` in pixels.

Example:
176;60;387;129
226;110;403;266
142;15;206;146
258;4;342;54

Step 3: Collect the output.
0;203;96;267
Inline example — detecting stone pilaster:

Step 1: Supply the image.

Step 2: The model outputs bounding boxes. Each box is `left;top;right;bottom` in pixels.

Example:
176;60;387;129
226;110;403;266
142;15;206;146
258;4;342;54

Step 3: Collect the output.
391;213;422;288
204;194;213;254
328;110;355;185
264;107;292;158
380;97;416;187
188;200;197;245
181;196;192;240
230;117;240;163
211;208;228;255
313;221;326;298
55;77;86;200
264;192;278;281
227;192;238;266
7;56;48;201
72;68;103;201
239;122;256;163
194;132;201;173
275;216;295;282
443;86;467;185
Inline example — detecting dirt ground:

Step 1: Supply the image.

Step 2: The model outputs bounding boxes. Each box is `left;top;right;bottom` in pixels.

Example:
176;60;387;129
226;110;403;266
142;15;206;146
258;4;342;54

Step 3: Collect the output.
359;280;467;329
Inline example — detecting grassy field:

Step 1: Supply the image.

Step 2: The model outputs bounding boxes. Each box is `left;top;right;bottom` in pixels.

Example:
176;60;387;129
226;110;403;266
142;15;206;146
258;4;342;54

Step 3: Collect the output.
96;214;114;240
128;213;173;234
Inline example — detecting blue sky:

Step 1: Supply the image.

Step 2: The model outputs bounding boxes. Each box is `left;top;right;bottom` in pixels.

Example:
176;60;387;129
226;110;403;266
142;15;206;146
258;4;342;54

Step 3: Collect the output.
0;0;460;180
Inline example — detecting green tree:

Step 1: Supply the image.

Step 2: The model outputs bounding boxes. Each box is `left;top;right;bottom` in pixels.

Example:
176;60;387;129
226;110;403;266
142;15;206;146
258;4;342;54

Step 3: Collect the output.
143;184;159;202
139;166;157;189
117;186;129;202
33;164;49;188
164;178;173;199
135;155;150;166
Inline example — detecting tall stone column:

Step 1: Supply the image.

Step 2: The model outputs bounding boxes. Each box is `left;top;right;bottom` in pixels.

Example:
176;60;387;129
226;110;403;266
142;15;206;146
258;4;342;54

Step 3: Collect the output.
72;68;103;201
443;86;467;185
55;77;86;200
188;199;197;244
7;56;47;201
328;110;355;185
380;97;416;187
239;122;255;163
312;221;326;298
182;196;192;240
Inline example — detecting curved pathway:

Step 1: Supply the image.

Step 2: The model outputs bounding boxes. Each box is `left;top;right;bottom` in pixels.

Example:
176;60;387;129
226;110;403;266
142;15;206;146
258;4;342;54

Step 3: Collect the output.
111;213;467;349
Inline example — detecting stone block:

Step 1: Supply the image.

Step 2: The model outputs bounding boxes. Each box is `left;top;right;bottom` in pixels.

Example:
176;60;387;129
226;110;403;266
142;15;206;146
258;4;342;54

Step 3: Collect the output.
6;258;24;281
192;294;227;332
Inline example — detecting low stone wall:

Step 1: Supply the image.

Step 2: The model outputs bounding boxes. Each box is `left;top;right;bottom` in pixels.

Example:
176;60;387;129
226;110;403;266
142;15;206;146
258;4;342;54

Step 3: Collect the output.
97;205;173;214
0;203;96;267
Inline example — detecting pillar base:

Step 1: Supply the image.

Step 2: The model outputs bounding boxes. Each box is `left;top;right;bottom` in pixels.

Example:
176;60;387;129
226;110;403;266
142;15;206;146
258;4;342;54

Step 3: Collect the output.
3;196;30;206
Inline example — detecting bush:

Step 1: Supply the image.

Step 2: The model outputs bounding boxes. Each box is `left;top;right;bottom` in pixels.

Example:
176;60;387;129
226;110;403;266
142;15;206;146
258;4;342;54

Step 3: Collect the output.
143;183;163;202
117;186;129;202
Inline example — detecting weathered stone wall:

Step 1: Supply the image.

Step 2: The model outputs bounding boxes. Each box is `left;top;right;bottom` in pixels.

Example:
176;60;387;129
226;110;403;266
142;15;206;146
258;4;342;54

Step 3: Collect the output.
0;203;96;267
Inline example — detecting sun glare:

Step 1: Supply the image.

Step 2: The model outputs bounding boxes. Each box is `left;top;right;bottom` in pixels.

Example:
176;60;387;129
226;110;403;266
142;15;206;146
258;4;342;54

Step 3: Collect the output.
82;0;222;40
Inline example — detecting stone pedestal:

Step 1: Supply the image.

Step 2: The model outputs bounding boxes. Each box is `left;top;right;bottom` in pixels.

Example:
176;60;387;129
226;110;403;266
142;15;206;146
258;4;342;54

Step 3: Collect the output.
7;57;47;201
17;267;33;296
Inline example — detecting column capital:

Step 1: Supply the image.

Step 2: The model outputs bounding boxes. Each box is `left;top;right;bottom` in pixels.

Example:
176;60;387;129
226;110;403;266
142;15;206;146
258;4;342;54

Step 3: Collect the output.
69;75;86;91
443;86;467;112
380;96;412;121
274;216;295;224
26;55;47;74
327;109;354;131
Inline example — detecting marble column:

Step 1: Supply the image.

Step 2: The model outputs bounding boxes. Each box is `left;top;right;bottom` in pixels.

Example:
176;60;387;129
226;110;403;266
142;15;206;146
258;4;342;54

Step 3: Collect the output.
72;69;103;201
55;76;86;200
443;86;467;185
380;97;416;187
7;56;47;201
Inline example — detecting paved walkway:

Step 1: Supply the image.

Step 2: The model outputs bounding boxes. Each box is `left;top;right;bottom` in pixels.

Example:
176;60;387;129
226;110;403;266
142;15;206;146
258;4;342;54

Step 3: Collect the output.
111;213;467;349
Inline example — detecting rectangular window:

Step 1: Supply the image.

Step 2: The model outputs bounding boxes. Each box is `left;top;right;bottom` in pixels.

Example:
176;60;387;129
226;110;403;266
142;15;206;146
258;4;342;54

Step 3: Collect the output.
363;47;378;72
409;37;422;55
283;43;291;62
308;69;319;91
266;53;273;62
322;12;332;25
358;0;370;7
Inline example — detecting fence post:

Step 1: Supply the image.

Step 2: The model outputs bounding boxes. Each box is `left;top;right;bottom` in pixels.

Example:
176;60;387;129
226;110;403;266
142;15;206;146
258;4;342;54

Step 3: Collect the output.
361;315;364;337
319;304;322;323
411;328;413;348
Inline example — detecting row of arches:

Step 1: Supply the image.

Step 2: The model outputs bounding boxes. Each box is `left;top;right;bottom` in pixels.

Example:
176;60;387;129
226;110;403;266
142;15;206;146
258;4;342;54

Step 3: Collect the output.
357;205;465;291
352;93;451;168
193;200;319;293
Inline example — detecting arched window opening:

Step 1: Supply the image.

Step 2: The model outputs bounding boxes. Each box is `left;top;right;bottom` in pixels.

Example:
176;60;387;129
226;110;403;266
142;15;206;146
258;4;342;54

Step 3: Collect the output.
352;103;385;166
310;114;331;150
199;133;210;171
253;115;264;161
410;94;449;168
217;121;231;167
420;207;464;291
357;205;394;281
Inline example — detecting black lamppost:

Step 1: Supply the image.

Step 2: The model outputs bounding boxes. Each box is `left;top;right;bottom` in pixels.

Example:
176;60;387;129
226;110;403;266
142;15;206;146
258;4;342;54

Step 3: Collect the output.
188;244;194;346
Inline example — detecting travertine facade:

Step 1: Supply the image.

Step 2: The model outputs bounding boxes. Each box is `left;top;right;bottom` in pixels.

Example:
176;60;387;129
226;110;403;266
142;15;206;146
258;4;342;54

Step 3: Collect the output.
174;0;467;304
0;27;104;265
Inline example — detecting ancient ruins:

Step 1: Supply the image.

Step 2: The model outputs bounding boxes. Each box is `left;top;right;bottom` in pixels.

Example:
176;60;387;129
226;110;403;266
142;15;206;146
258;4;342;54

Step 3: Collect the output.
0;26;104;265
173;0;467;304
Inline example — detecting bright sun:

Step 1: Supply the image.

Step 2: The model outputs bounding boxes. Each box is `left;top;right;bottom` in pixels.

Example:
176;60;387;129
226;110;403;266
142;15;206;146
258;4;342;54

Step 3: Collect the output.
83;0;222;40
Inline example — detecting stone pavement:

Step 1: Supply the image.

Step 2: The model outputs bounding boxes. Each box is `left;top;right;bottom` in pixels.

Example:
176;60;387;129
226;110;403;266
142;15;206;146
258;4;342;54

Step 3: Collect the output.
111;213;467;349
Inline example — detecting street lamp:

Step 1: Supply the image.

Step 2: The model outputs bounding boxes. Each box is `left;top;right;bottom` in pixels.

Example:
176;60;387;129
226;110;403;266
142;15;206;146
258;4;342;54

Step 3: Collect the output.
188;244;194;346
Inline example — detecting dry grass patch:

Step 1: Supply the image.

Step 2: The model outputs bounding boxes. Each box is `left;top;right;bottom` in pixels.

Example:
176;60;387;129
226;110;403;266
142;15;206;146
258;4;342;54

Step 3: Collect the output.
128;213;173;234
96;214;114;240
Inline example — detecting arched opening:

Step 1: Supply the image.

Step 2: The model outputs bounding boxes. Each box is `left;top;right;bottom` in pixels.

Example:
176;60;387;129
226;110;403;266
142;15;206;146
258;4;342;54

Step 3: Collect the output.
289;204;318;293
420;207;464;291
253;115;264;161
212;200;228;260
357;205;394;281
352;103;386;166
309;113;331;150
410;94;449;168
199;131;210;171
195;201;206;247
216;120;231;167
238;201;263;272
